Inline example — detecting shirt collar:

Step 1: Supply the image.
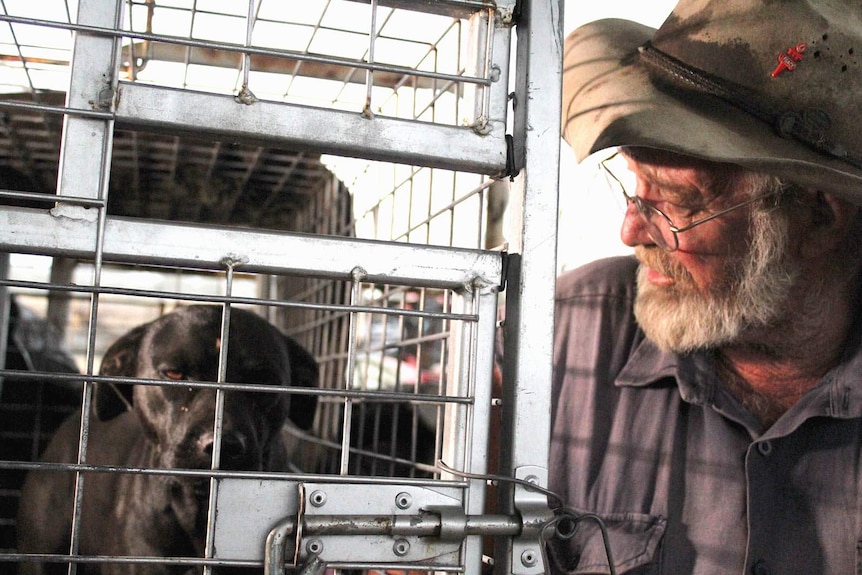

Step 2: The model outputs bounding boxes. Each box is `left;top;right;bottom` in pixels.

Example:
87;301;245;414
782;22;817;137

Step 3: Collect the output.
615;336;717;406
615;327;862;419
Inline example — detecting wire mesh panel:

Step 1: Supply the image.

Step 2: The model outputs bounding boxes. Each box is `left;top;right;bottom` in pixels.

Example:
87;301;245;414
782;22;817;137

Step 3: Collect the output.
0;0;561;573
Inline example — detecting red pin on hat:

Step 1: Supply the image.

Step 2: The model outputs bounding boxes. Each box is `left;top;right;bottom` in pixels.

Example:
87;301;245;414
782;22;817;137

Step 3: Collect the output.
771;43;807;77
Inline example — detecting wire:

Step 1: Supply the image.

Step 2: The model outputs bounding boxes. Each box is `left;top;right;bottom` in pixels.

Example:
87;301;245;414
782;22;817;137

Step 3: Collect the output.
436;459;561;501
544;507;618;575
436;460;618;575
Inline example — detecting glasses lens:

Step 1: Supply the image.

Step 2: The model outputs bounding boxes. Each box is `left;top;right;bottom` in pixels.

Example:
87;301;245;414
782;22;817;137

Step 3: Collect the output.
602;153;679;251
601;153;636;208
633;198;678;251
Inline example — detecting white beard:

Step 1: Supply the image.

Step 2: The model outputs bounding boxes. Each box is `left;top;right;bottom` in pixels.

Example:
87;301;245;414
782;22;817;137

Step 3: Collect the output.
633;207;797;354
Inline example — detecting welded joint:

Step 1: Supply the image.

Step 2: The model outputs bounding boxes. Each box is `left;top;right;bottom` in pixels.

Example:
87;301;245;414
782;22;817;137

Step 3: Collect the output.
49;204;98;222
462;272;502;296
495;0;519;25
220;254;250;269
235;85;259;105
91;85;116;111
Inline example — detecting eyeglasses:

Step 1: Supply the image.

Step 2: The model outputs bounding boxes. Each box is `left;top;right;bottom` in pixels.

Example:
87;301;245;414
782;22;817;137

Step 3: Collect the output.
600;152;773;252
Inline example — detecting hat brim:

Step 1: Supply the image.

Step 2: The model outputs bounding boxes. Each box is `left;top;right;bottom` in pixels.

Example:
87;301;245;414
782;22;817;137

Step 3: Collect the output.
562;19;862;203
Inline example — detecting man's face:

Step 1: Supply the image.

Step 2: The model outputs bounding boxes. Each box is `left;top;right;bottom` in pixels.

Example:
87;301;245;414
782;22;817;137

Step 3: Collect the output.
618;149;797;353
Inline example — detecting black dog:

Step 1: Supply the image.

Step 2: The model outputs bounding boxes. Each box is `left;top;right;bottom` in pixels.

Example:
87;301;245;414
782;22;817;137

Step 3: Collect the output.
16;305;318;575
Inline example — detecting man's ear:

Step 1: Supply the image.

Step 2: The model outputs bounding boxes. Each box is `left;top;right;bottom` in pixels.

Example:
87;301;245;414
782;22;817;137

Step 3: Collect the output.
800;191;860;258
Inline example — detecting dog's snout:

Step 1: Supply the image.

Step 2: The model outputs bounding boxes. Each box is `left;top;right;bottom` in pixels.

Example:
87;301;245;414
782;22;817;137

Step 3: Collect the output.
219;431;249;461
196;430;249;466
196;431;215;460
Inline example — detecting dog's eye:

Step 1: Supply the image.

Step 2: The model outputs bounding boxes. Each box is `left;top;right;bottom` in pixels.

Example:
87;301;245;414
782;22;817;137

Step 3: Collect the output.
161;369;187;380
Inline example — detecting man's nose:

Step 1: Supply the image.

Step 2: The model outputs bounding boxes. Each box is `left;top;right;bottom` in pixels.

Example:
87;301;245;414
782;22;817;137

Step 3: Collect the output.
620;201;655;248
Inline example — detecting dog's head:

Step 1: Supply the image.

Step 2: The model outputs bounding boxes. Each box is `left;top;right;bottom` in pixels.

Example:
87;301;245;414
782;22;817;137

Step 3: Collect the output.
94;305;318;470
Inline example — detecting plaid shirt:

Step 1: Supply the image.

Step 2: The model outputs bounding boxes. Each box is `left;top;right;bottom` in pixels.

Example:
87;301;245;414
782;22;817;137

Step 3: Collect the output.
548;255;862;575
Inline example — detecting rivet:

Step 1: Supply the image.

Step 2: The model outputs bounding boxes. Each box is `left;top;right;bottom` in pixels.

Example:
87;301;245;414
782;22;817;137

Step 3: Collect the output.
395;492;412;509
393;539;410;556
520;549;538;567
309;490;327;507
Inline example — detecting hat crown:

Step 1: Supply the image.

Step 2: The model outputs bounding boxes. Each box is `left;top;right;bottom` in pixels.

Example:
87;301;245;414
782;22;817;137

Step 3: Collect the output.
561;0;862;200
650;0;861;163
655;0;860;82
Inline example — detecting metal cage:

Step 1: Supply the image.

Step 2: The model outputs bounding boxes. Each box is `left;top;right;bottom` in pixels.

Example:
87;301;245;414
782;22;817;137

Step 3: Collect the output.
0;0;562;573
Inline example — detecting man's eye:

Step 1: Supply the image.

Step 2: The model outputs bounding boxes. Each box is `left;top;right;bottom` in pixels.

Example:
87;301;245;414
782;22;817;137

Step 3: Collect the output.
664;202;701;220
161;369;187;380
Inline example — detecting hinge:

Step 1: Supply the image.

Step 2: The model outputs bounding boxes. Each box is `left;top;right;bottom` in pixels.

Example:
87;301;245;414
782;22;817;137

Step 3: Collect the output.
499;251;511;292
505;133;518;180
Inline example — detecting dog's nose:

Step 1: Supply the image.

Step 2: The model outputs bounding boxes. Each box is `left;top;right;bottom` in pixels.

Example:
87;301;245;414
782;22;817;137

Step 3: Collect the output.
197;430;249;467
220;431;249;462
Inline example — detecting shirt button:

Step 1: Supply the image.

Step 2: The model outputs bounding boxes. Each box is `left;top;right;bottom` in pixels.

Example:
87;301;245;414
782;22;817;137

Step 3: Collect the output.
757;441;773;456
752;559;771;575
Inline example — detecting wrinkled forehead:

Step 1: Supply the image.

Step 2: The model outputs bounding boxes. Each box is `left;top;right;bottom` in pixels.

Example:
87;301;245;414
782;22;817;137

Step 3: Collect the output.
620;146;756;199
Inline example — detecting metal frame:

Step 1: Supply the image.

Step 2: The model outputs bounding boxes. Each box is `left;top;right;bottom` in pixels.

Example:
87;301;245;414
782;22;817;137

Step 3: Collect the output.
498;1;564;573
0;0;562;572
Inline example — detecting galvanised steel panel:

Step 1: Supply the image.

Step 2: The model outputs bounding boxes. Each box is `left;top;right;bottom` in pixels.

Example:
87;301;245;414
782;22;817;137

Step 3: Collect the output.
114;83;510;177
0;208;504;291
0;0;562;572
498;0;564;573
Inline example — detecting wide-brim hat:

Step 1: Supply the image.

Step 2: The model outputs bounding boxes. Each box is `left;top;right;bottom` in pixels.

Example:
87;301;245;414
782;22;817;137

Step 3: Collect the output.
562;0;862;203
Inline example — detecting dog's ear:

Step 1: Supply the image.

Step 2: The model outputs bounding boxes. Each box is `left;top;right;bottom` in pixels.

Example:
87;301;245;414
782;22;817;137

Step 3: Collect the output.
283;336;319;430
93;323;148;420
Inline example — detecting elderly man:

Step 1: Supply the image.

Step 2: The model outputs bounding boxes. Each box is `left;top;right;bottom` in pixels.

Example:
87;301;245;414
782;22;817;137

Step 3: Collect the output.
552;0;862;573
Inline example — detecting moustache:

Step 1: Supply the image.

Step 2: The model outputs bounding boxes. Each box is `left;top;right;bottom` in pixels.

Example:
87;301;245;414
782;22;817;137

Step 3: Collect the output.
634;246;693;286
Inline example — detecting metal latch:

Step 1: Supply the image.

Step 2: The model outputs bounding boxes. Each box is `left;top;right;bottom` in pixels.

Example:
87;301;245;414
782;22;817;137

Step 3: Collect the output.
211;475;555;574
264;481;543;575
